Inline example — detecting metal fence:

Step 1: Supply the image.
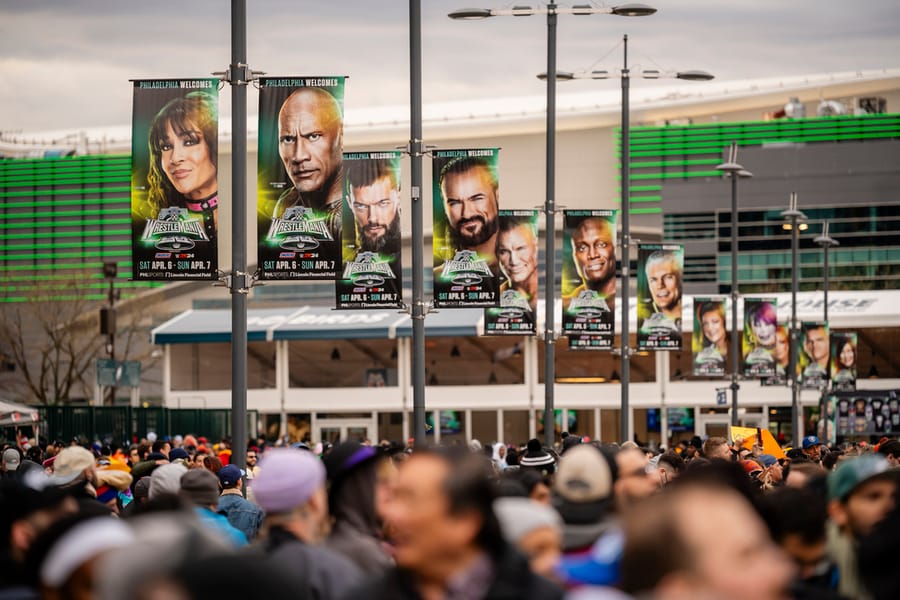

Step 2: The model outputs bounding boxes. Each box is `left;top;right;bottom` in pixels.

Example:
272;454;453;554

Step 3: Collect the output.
38;406;258;446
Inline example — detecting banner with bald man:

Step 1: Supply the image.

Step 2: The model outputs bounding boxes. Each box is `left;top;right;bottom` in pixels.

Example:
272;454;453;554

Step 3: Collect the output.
562;210;617;350
692;297;727;376
484;210;539;335
257;76;346;280
336;151;404;309
637;243;684;351
130;78;220;281
432;148;501;308
799;321;830;389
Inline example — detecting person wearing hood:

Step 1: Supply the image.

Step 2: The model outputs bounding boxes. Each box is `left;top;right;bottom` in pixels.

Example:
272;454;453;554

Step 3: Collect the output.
323;441;392;575
491;443;508;472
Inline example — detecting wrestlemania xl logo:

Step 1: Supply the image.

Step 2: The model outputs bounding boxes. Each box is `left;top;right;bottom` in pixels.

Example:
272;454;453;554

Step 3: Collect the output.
497;289;531;318
267;206;333;251
440;250;493;286
342;252;395;288
567;290;611;318
141;207;208;251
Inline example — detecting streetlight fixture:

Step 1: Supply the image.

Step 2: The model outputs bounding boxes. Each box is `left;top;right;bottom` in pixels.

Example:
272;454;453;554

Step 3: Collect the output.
450;3;656;449
814;221;838;435
545;34;712;443
781;192;808;442
716;142;752;427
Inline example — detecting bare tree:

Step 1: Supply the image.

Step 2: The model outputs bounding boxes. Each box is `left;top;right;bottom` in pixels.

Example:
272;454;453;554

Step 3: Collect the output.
0;274;103;405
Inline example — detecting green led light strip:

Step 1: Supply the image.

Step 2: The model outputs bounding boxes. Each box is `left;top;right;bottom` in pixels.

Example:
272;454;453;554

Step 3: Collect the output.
0;186;130;199
0;217;130;230
1;198;130;209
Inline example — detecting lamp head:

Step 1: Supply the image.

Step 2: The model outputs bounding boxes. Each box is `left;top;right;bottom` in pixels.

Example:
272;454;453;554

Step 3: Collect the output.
611;3;657;16
448;8;493;19
676;69;714;81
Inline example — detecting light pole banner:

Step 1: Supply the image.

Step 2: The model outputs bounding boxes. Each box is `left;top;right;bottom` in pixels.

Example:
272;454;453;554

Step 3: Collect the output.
637;243;684;351
762;325;791;386
131;79;220;281
484;210;539;335
830;332;857;392
798;321;830;389
336;151;404;309
692;297;727;376
257;76;346;280
432;149;501;308
742;297;777;377
561;210;617;350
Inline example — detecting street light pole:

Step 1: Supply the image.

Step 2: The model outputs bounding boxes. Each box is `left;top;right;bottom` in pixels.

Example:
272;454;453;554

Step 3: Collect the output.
782;192;807;442
716;143;752;426
450;3;656;449
542;3;559;449
814;221;838;436
619;34;632;443
409;0;427;445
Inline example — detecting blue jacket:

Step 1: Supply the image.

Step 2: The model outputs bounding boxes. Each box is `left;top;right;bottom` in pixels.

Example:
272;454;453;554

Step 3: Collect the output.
194;506;248;547
217;491;264;541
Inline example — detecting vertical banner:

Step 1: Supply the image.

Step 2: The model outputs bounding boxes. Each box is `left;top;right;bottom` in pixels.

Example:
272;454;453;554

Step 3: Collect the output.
432;149;500;308
131;79;220;281
336;151;403;309
798;321;830;389
484;210;539;335
257;77;346;280
742;297;777;377
692;297;727;376
637;243;684;350
762;325;790;386
830;332;857;391
561;210;617;350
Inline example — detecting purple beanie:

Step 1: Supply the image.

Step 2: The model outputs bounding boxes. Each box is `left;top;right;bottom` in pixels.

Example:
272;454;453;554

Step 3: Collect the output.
249;449;325;513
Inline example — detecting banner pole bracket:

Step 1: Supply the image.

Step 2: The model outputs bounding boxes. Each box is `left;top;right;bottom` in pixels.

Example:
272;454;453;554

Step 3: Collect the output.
212;65;265;87
401;140;435;157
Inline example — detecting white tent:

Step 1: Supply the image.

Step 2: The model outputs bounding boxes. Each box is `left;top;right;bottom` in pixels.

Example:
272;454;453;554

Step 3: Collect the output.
0;400;40;428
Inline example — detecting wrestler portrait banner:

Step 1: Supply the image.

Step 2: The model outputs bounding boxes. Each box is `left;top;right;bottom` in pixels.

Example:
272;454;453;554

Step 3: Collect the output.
336;151;403;309
798;321;830;389
692;297;727;377
830;331;857;392
131;78;220;281
432;148;500;308
637;243;683;351
742;297;777;378
761;325;790;387
257;76;346;280
561;210;617;350
484;210;539;336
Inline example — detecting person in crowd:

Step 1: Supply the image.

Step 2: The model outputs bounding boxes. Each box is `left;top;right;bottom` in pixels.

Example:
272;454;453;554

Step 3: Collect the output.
519;438;557;476
876;439;900;466
826;454;898;600
48;446;100;499
801;435;827;463
493;496;563;581
273;87;344;241
1;448;22;480
323;441;392;575
148;462;187;500
251;448;363;599
701;436;732;461
145;92;219;242
502;466;552;506
216;464;263;542
653;451;685;487
758;486;844;599
784;460;827;489
358;448;563;599
553;445;618;560
179;469;246;548
614;447;657;509
619;480;793;600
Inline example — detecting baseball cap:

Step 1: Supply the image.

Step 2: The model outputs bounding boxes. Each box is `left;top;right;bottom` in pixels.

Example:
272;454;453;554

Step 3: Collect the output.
828;454;897;502
802;435;824;450
217;464;243;488
2;448;21;469
249;449;325;513
50;446;96;485
758;454;778;468
553;445;615;524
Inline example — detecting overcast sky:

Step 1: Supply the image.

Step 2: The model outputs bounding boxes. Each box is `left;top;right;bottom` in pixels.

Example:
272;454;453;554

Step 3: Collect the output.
1;0;898;133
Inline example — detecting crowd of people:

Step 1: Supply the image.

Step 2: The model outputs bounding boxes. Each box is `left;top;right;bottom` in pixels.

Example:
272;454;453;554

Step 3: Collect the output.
2;430;898;600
